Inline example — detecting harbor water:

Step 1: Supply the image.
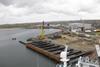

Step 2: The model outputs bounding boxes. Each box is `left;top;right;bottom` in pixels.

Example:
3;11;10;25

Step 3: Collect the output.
0;28;60;67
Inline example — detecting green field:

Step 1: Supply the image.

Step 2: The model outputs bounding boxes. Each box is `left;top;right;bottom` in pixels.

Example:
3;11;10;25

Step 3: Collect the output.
0;23;36;29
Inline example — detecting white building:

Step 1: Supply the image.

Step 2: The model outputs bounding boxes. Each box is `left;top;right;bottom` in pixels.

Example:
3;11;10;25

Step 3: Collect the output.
68;23;92;33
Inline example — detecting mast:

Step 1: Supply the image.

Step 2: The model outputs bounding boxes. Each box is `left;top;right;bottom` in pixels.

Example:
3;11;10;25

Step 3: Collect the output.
60;45;69;67
95;45;100;65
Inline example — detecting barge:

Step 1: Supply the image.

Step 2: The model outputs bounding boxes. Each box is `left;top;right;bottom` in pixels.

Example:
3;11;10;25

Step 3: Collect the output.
19;40;94;64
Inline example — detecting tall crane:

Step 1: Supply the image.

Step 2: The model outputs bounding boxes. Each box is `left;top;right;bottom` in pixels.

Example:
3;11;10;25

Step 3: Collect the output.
38;21;45;40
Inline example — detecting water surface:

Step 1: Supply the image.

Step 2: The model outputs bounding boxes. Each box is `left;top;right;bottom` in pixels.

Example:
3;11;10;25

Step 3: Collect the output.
0;28;60;67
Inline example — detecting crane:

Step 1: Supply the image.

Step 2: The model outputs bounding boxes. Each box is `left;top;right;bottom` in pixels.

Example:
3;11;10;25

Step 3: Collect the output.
38;21;45;40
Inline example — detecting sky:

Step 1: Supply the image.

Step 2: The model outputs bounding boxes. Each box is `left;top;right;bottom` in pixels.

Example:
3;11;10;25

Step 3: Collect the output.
0;0;100;24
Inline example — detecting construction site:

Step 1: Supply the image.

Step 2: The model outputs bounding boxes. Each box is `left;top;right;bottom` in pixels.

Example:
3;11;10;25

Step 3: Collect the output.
19;21;100;67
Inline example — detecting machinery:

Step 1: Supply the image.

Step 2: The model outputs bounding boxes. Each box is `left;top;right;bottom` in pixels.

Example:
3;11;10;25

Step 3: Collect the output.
38;21;45;40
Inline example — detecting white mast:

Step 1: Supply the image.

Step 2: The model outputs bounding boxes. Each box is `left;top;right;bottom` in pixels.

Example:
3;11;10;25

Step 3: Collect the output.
95;45;100;65
60;45;69;67
95;45;100;57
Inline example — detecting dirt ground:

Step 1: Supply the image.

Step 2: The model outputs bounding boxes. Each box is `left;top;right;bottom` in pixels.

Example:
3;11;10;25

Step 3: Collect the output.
52;34;99;52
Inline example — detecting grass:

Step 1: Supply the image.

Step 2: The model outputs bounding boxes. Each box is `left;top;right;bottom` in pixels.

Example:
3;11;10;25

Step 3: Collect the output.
0;23;36;29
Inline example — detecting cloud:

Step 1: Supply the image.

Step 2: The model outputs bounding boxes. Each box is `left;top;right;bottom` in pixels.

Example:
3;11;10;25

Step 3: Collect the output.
0;0;100;24
0;0;13;6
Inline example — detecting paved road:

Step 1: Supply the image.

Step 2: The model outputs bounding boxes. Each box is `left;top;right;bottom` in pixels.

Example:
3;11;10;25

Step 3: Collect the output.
0;29;60;67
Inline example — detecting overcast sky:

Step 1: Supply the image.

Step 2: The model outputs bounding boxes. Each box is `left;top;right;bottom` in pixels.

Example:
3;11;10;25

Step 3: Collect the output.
0;0;100;24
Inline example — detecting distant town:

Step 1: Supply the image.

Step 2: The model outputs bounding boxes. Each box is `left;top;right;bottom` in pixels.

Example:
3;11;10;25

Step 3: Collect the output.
0;20;100;29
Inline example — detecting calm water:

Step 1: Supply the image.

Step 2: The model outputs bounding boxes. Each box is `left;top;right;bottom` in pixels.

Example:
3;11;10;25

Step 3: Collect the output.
0;28;60;67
